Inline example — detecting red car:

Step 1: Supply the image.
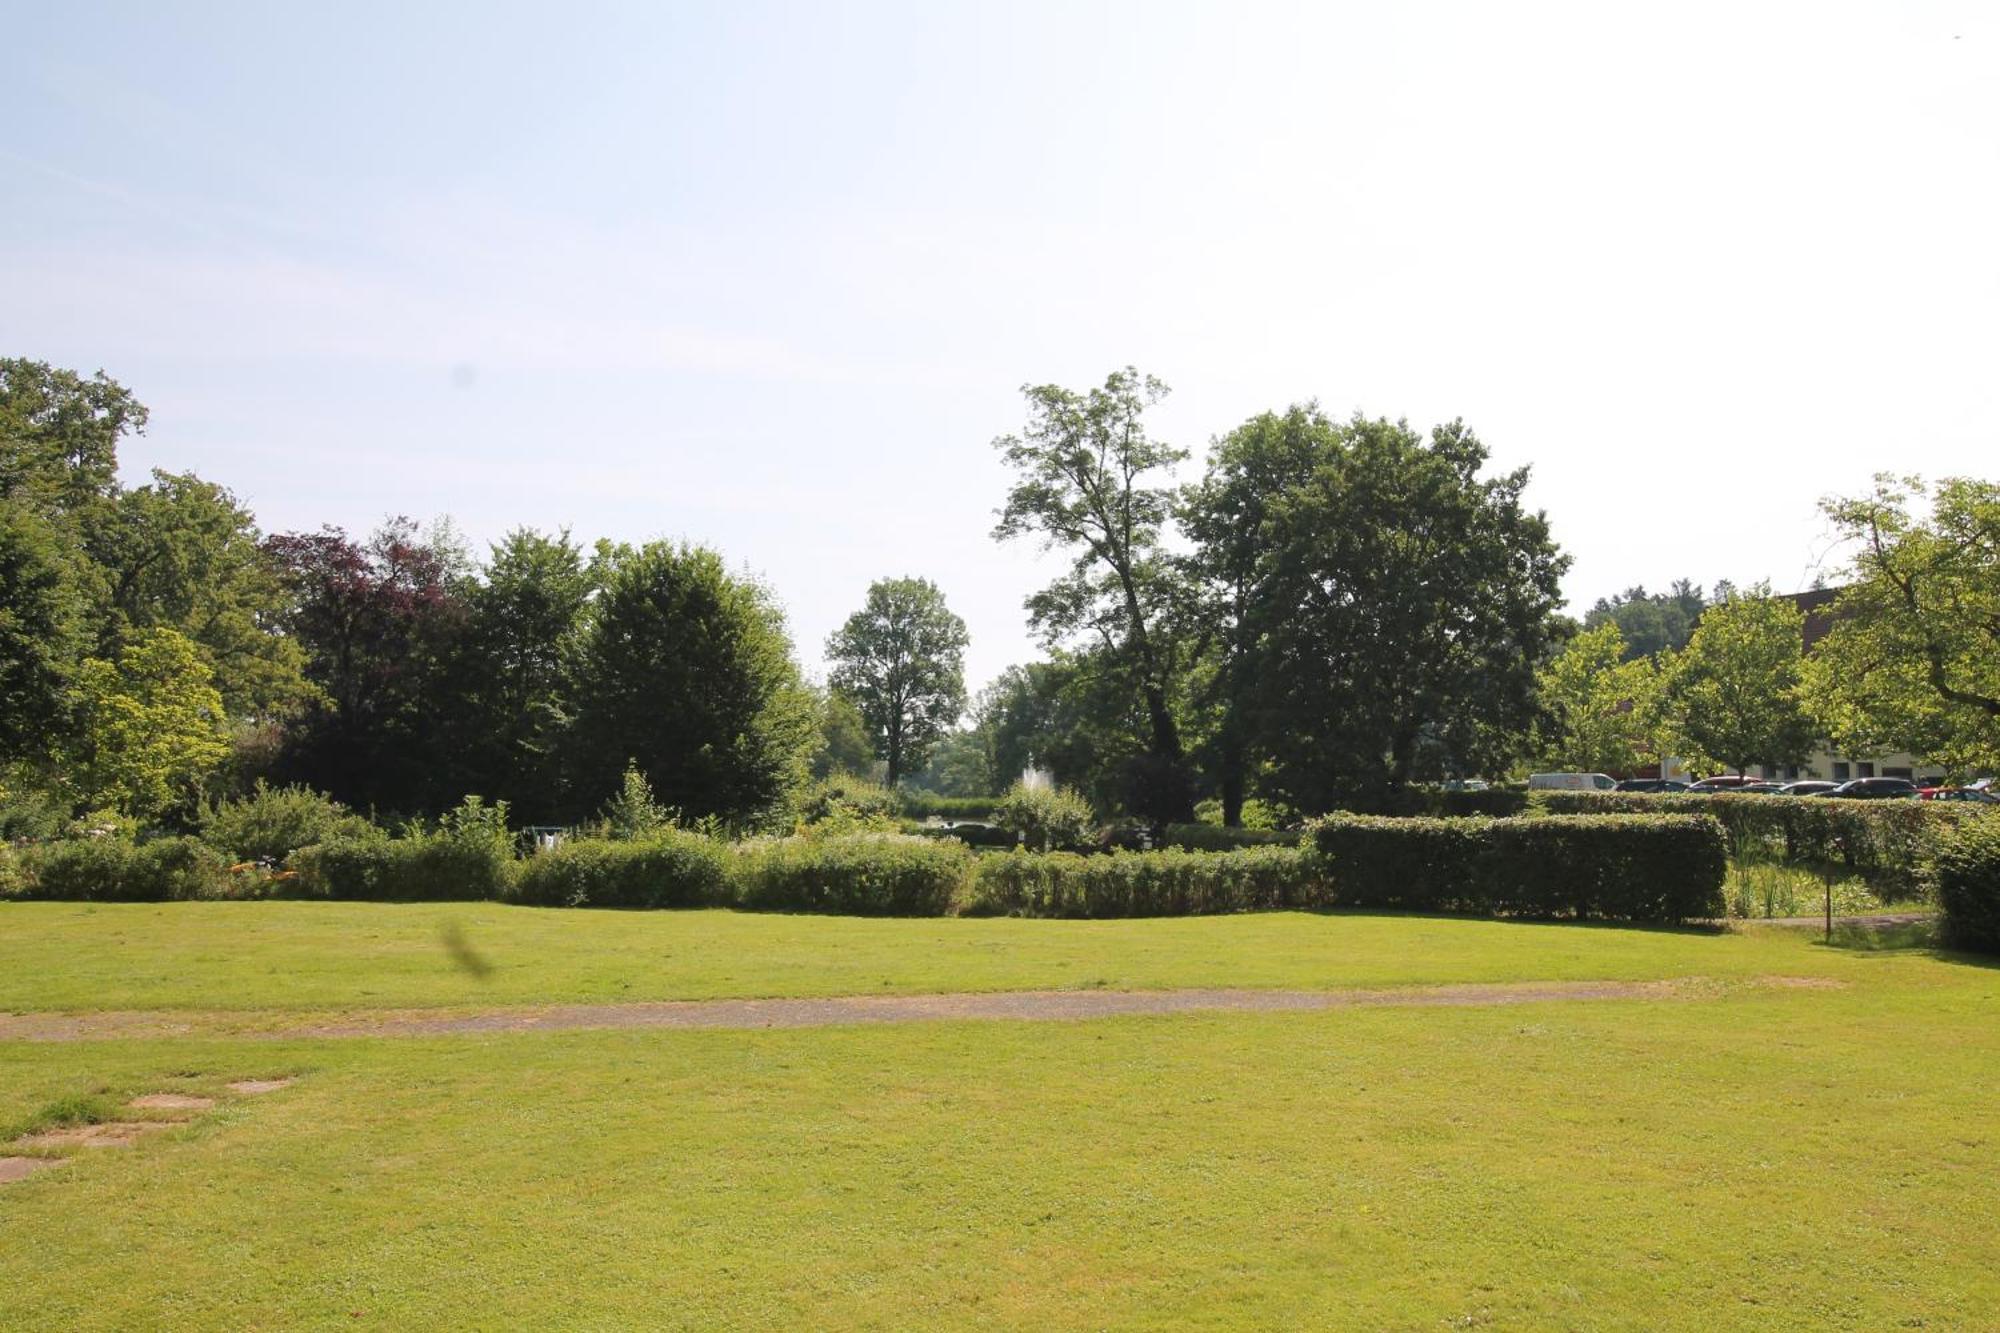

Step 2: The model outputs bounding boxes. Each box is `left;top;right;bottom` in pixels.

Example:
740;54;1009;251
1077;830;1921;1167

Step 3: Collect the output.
1920;786;2000;805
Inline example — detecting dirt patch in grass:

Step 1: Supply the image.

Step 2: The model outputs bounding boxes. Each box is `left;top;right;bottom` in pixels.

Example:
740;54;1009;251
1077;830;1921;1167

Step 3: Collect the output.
0;1156;66;1184
128;1093;216;1111
13;1122;174;1150
225;1079;296;1095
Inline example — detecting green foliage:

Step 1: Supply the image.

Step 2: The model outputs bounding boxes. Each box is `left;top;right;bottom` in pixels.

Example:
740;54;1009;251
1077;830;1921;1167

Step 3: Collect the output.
84;470;309;717
511;831;730;909
1330;788;1531;818
1581;581;1708;660
898;793;998;820
200;780;374;863
1186;407;1568;812
734;834;972;916
1932;813;2000;953
0;500;87;762
291;797;514;901
809;687;877;781
0;358;146;517
992;369;1194;820
1535;622;1661;774
0;842;22;898
992;782;1096;852
825;577;968;787
599;763;672;840
1803;475;2000;775
1724;861;1881;920
1658;587;1815;775
20;835;228;902
570;541;817;827
66;626;231;818
968;846;1321;917
1160;823;1302;851
1307;813;1728;922
1534;790;1962;894
793;775;901;832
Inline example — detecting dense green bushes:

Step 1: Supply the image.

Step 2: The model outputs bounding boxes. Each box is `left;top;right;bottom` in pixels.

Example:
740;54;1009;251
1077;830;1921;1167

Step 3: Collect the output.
735;835;972;915
17;836;228;902
510;832;730;909
1160;823;1302;851
1933;816;2000;953
1536;791;1964;892
970;846;1321;917
992;782;1096;852
1309;813;1727;922
898;794;999;820
200;781;376;863
1338;788;1531;818
290;836;510;901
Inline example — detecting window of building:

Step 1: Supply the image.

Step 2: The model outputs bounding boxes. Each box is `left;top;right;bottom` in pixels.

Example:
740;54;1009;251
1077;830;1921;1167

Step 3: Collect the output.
1885;766;1913;779
1858;762;1875;778
1833;762;1850;781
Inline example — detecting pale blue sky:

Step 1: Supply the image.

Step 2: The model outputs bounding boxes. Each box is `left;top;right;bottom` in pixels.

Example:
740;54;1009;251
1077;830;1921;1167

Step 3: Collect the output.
6;1;1995;690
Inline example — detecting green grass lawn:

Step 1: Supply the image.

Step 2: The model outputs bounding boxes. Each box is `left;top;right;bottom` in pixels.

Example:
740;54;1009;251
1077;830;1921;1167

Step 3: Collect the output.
3;905;1996;1329
0;900;1942;1013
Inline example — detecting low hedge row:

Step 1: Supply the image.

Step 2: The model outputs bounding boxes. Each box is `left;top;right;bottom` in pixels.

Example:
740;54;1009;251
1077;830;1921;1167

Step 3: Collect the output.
290;837;512;902
1338;789;1531;818
1536;791;1966;891
735;835;971;915
1308;813;1728;922
1159;824;1303;851
8;836;229;903
968;846;1321;918
898;794;999;820
1934;815;2000;954
509;831;730;909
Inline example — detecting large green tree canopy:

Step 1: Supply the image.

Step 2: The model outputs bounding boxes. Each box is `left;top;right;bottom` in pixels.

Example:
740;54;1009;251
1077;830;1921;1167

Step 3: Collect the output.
825;576;968;787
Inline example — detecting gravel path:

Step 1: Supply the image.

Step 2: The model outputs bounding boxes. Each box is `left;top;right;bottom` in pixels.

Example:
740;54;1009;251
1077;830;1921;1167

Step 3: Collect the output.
0;976;1823;1043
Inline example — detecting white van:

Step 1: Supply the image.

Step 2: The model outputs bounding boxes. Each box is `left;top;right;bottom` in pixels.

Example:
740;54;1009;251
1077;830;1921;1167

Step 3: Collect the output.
1527;772;1617;792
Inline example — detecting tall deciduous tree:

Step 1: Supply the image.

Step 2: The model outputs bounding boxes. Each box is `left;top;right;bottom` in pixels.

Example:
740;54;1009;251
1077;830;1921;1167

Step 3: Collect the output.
1535;622;1661;774
85;470;309;718
66;627;230;819
1659;587;1816;775
0;358;146;519
1802;475;2000;774
569;542;815;826
1188;408;1567;813
992;368;1194;820
0;501;87;764
825;577;968;787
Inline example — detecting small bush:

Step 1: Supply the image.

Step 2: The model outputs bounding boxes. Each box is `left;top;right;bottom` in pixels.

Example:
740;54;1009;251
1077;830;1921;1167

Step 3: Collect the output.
968;846;1323;918
21;835;228;902
200;781;376;863
793;776;902;833
290;805;514;903
734;834;971;915
992;783;1096;852
599;763;674;839
1933;814;2000;953
1161;823;1302;851
1308;813;1727;922
899;794;1000;820
0;843;26;898
511;831;730;909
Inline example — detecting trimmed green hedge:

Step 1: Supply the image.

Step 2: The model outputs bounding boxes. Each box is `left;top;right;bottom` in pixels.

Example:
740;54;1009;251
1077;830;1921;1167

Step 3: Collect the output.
510;832;730;909
734;835;972;916
1337;789;1531;818
898;794;999;820
1160;824;1303;851
968;846;1322;918
18;836;228;902
1934;814;2000;953
1308;813;1727;922
1535;791;1964;891
290;837;513;902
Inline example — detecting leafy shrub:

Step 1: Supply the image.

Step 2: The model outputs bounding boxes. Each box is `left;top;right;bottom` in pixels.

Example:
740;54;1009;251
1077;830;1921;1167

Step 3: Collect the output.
793;776;902;833
1334;788;1531;818
0;843;25;898
599;763;672;839
0;784;67;841
1933;814;2000;953
899;794;999;820
290;801;515;902
511;831;730;908
1161;823;1302;851
968;846;1323;918
1192;797;1288;831
1307;813;1727;922
992;782;1096;852
734;834;971;915
200;781;375;863
1536;791;1962;893
21;835;228;902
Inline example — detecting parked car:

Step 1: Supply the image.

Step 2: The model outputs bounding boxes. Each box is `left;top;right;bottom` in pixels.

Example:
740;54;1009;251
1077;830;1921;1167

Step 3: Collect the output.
1613;778;1691;793
1818;777;1920;799
1921;786;2000;805
1737;782;1786;793
1777;781;1839;796
1687;775;1765;792
1528;772;1616;791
